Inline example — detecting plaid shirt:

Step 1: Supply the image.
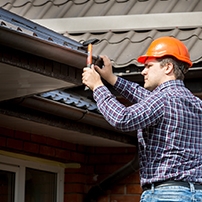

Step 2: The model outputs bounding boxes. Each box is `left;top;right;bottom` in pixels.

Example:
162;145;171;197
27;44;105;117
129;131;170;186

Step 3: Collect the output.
93;77;202;186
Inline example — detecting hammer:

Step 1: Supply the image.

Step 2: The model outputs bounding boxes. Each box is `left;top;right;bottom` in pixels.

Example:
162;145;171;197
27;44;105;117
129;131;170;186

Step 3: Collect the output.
83;39;103;90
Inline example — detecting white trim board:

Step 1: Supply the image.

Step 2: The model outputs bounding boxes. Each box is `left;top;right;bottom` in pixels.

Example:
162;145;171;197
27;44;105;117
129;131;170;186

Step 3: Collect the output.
33;12;202;34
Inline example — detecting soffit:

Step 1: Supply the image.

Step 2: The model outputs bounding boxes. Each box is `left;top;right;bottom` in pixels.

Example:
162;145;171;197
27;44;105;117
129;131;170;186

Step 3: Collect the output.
0;62;75;101
0;114;134;147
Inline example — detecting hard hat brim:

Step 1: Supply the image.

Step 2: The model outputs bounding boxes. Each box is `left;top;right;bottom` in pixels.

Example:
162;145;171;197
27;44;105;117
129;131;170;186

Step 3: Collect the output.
137;55;192;67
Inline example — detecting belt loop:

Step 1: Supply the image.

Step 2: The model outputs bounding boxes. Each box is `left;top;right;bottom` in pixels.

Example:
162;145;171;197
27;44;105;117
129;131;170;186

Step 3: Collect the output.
189;182;195;193
151;183;154;193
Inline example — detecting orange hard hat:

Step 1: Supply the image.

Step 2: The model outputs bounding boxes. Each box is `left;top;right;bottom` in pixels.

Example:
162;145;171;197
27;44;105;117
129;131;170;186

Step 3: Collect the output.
137;36;192;67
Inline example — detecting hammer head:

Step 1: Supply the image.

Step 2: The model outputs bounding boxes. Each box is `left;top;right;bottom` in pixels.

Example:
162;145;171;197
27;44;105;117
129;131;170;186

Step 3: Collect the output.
83;38;104;68
94;55;104;68
83;38;99;46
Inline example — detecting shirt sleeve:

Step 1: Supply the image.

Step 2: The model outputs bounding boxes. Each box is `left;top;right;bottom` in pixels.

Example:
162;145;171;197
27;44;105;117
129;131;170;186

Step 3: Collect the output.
93;85;164;132
113;77;150;103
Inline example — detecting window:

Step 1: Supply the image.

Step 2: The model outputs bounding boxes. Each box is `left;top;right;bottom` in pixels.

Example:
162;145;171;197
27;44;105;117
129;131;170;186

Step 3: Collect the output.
0;154;64;202
25;168;57;202
0;170;15;202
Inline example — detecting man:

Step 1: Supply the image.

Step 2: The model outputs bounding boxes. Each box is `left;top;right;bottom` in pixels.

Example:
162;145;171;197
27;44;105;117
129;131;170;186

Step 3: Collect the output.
82;36;202;201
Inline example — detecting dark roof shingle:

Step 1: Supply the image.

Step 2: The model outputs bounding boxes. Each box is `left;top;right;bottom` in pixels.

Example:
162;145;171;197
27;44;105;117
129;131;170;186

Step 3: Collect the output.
2;0;202;19
65;28;202;67
40;90;98;112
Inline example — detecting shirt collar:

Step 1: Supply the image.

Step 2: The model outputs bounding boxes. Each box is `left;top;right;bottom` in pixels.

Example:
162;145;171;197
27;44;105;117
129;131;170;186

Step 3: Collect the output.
153;79;185;93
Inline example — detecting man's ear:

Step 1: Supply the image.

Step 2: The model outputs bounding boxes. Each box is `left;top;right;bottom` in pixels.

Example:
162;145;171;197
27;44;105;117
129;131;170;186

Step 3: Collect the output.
165;63;174;75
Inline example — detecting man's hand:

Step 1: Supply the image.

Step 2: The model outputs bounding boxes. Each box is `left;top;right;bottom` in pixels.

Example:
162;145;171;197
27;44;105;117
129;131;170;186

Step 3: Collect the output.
95;55;117;86
82;65;104;91
82;55;118;91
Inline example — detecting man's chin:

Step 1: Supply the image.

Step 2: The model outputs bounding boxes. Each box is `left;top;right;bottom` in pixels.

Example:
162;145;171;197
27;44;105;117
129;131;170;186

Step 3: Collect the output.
144;85;153;92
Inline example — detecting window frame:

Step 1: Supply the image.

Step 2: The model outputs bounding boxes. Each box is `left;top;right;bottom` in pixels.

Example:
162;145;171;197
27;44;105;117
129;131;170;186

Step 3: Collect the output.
0;154;64;202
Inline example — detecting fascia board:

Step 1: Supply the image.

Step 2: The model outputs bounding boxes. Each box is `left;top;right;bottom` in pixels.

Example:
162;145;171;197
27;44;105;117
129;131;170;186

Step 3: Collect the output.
0;25;87;69
33;12;202;34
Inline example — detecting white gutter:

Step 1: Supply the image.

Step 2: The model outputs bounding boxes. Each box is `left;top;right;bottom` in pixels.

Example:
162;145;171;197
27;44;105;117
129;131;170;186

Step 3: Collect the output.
33;12;202;34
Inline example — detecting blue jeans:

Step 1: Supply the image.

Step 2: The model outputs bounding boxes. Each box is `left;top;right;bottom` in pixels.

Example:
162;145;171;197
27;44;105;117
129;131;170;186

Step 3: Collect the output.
140;183;202;202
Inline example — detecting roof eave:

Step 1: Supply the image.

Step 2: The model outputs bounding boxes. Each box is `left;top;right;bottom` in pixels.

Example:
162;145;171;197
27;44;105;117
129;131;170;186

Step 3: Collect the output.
0;26;88;69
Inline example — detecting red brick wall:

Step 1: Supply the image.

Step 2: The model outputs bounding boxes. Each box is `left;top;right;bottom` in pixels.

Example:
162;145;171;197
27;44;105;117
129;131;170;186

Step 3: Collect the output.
85;147;142;202
0;127;142;202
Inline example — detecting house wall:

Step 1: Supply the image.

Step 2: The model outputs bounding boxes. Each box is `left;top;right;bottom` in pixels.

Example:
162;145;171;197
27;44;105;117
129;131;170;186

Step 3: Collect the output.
0;127;142;202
